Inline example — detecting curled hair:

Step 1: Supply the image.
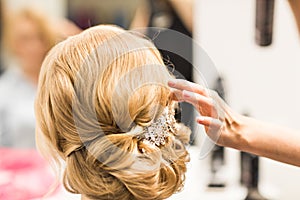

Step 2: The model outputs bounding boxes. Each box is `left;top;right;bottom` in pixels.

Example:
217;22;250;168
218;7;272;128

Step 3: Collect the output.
35;25;190;200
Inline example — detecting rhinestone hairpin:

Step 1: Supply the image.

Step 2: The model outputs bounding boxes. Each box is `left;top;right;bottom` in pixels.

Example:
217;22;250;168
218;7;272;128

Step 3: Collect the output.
143;107;178;147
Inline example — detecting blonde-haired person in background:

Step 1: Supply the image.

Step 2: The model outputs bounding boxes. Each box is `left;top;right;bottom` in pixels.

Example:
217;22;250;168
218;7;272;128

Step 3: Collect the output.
0;8;81;199
0;8;81;148
0;8;57;148
35;25;191;200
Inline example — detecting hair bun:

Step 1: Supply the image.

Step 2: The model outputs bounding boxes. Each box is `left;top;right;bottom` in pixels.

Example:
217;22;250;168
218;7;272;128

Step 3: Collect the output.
35;25;191;200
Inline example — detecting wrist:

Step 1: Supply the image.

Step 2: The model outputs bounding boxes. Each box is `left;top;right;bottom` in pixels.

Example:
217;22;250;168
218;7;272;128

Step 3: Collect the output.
218;112;250;151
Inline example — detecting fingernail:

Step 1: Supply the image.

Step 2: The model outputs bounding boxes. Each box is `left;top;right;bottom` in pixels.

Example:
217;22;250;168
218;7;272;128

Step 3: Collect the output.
197;116;204;122
168;80;175;87
183;90;190;98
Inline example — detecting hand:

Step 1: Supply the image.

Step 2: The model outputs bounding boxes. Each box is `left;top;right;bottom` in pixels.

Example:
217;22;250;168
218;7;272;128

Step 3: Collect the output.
168;79;244;148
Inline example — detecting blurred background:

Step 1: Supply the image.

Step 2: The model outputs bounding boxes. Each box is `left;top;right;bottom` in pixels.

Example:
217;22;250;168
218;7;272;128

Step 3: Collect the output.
0;0;300;199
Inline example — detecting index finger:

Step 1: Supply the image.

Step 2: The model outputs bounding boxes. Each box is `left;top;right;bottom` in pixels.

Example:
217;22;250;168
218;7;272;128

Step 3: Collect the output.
168;79;208;96
169;88;184;101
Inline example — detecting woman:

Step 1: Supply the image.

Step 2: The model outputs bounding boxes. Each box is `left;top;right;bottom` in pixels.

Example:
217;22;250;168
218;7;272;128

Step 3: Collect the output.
168;79;300;167
0;8;81;148
0;9;57;148
35;25;191;199
0;8;82;199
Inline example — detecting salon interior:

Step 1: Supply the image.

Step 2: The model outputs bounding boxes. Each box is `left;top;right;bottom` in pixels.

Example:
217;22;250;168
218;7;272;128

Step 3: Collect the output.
1;0;300;199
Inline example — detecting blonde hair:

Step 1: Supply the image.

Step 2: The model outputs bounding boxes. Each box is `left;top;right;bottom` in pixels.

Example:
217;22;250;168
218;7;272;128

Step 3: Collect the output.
35;25;190;200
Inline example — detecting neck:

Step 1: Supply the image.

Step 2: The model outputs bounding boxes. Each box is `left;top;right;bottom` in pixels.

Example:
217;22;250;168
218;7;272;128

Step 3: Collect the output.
81;195;90;200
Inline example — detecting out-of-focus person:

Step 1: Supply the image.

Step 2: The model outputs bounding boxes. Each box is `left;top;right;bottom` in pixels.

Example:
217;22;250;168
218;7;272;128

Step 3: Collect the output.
0;8;80;148
0;7;81;200
0;8;57;148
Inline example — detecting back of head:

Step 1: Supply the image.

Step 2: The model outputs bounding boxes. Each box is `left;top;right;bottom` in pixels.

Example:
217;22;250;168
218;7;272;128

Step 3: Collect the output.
35;25;190;200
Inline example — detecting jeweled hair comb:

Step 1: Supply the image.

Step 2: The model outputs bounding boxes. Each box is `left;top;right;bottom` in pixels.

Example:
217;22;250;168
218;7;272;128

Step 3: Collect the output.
143;107;178;147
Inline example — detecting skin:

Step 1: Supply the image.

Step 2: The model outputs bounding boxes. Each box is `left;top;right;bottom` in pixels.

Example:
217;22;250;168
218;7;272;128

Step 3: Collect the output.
9;16;81;85
10;17;48;85
168;79;300;167
130;0;193;32
288;0;300;35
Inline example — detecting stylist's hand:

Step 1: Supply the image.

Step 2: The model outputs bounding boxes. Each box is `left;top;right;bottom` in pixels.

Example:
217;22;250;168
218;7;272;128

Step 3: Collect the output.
168;79;244;148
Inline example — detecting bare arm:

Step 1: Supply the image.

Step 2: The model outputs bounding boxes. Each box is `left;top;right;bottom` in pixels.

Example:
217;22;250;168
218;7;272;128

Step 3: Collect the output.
168;79;300;167
130;0;194;33
237;116;300;167
129;0;150;30
288;0;300;35
168;0;194;32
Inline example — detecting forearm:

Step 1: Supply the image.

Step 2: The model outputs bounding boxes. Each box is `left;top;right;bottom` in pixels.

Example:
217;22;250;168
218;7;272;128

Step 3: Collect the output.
235;116;300;167
169;0;194;32
167;79;300;167
129;0;150;30
288;0;300;35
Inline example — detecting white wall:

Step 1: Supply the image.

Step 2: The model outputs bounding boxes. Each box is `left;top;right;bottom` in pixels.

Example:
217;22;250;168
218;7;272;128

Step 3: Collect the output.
195;0;300;199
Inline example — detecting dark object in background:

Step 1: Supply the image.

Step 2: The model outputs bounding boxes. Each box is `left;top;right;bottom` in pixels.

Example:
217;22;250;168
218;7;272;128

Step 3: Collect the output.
208;77;226;188
147;0;193;81
255;0;276;46
241;113;267;200
207;145;226;188
66;0;138;29
241;152;267;200
147;0;194;142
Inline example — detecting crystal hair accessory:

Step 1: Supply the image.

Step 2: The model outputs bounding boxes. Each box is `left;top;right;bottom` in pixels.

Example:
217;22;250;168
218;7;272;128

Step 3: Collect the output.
143;107;178;147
